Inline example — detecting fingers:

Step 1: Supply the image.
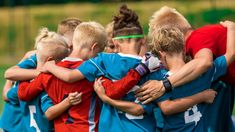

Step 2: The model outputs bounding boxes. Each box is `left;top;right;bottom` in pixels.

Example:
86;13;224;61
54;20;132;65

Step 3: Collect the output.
69;92;82;105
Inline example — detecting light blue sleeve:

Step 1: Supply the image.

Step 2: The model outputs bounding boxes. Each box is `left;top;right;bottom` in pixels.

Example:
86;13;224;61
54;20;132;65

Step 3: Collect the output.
77;55;106;82
6;83;19;105
210;55;227;82
139;102;156;115
17;54;37;69
40;92;54;113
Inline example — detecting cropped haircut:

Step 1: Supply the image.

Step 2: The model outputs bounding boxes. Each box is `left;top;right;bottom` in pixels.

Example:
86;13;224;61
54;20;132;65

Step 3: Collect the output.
149;6;192;38
150;27;184;57
57;17;82;35
35;28;70;62
73;21;107;52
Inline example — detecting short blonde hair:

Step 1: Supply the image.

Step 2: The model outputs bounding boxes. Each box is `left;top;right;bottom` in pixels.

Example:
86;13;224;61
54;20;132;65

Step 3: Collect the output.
151;27;184;57
57;17;82;35
105;21;114;39
35;28;70;62
149;6;192;38
73;21;107;52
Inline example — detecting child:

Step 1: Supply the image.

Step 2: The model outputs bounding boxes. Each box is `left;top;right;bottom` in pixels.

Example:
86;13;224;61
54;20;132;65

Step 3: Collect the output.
104;22;118;53
1;28;81;132
96;22;235;131
18;22;107;132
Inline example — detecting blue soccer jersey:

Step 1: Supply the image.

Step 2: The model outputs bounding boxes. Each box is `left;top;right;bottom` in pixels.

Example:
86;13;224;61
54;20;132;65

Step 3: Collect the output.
0;54;54;132
156;56;228;132
78;53;157;132
0;54;37;131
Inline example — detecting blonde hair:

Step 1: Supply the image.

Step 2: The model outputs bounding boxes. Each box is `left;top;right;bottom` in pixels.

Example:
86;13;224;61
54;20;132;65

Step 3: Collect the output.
73;21;107;52
57;17;82;35
105;21;114;39
149;6;192;38
150;27;184;57
35;28;70;62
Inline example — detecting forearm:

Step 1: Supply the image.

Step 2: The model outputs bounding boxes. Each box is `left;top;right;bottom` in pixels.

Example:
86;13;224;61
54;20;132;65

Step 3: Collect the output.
103;69;141;99
45;98;71;120
168;49;213;87
47;65;83;83
5;67;39;81
101;95;144;116
2;80;13;101
158;92;205;115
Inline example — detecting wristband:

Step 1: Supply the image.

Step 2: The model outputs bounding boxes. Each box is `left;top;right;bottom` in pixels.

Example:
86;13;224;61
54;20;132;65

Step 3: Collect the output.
134;63;150;76
162;78;172;92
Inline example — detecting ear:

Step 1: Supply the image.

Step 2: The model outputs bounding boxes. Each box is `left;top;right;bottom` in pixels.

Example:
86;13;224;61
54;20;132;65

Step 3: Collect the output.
141;37;147;45
91;42;98;52
46;57;54;62
158;51;166;58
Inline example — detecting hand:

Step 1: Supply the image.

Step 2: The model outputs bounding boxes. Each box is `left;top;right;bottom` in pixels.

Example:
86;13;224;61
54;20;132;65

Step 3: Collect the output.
135;80;165;104
94;78;106;96
68;92;82;105
220;20;235;29
202;89;217;104
142;52;163;73
40;60;56;73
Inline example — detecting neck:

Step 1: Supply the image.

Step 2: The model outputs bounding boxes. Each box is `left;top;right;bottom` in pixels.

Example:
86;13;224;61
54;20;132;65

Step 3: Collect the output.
37;61;44;70
184;29;193;42
69;47;86;60
118;41;140;56
166;54;185;74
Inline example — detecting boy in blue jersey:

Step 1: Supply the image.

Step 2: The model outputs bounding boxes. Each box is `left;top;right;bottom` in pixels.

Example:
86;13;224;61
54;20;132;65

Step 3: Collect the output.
1;28;81;132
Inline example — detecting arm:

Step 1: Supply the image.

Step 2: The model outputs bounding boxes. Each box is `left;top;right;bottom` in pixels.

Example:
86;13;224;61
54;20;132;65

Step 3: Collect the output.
158;89;217;115
18;74;45;101
2;80;13;101
45;92;82;120
94;78;144;116
5;66;40;81
221;21;235;65
41;60;84;83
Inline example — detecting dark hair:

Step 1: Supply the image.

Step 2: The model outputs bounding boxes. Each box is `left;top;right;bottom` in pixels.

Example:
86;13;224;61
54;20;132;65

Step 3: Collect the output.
113;5;143;37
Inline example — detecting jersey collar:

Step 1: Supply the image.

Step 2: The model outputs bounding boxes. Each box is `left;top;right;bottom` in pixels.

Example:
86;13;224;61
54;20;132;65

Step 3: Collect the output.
62;57;83;62
118;53;142;60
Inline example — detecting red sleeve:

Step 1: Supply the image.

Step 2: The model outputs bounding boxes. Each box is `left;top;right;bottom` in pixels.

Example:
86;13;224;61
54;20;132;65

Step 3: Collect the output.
18;74;46;101
102;69;141;99
187;33;217;57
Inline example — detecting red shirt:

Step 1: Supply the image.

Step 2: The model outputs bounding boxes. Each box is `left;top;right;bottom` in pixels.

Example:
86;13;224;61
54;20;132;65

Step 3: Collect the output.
186;24;235;85
18;58;100;132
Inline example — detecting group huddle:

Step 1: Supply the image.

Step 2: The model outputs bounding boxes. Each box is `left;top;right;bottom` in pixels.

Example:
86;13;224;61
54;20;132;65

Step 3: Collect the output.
0;4;235;132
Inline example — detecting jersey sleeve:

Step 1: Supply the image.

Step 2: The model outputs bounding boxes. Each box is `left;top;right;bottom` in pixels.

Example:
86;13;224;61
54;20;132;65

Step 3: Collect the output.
18;73;46;101
17;54;37;69
6;83;19;105
40;92;54;113
187;33;217;57
77;55;105;82
210;55;227;82
102;69;141;99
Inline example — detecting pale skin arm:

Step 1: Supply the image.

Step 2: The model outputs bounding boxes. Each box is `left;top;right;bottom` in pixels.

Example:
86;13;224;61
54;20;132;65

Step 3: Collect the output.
94;78;144;116
45;92;82;120
5;66;40;81
2;80;13;101
41;60;84;83
158;89;217;115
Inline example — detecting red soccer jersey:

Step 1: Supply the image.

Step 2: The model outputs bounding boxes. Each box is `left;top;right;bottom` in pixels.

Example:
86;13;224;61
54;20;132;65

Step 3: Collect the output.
186;24;235;85
18;58;100;132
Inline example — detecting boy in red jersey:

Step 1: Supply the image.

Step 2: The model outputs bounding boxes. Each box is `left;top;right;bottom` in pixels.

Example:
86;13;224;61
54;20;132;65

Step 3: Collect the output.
18;21;107;132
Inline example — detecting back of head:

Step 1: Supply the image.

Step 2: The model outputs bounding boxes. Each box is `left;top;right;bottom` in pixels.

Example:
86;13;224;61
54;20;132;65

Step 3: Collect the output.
149;6;192;38
57;17;82;35
151;26;184;57
73;21;107;52
113;5;143;38
35;28;70;63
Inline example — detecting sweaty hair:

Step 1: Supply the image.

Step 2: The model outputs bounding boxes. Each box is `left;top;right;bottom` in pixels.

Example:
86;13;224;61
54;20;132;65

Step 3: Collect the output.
35;28;70;62
151;27;184;57
73;21;107;52
149;6;192;38
113;5;143;38
57;17;82;35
